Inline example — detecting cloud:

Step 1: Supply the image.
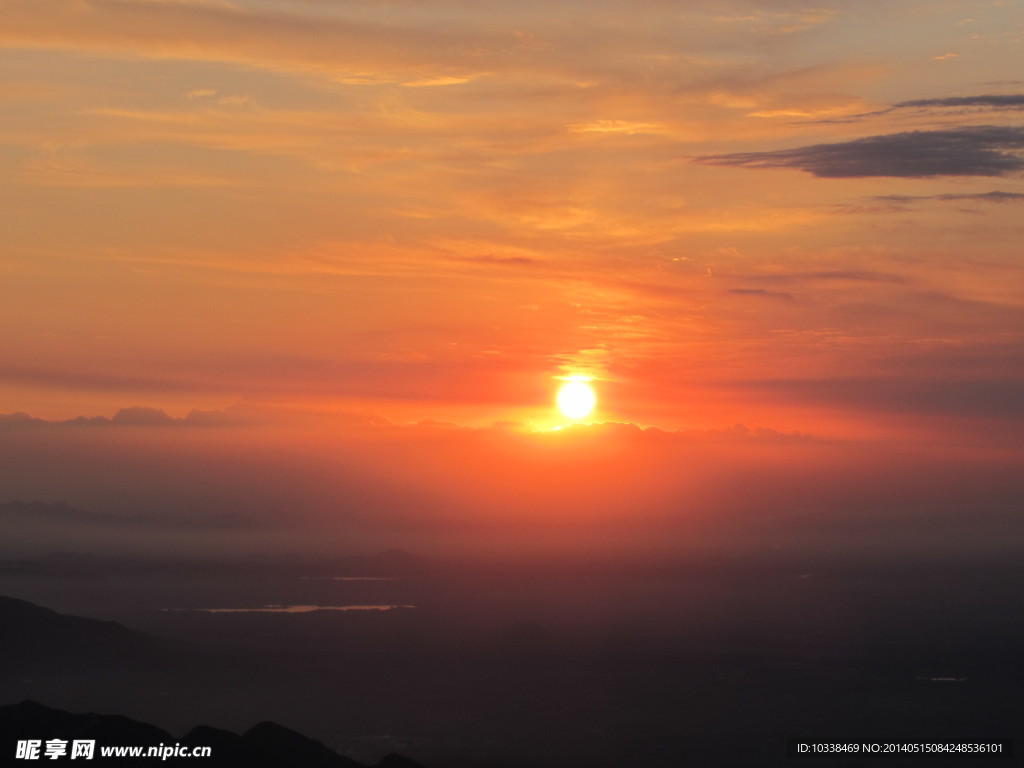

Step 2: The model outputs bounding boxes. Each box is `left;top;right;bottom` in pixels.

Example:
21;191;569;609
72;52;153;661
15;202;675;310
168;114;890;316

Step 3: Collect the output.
19;144;244;189
698;126;1024;177
727;288;795;301
0;0;495;83
741;270;909;285
893;94;1024;110
529;419;812;445
6;405;1024;561
734;377;1024;421
878;341;1024;379
670;422;812;444
110;406;177;425
803;93;1024;124
0;406;246;428
458;254;542;267
0;0;749;90
401;75;476;88
568;120;668;135
871;190;1024;204
185;88;217;100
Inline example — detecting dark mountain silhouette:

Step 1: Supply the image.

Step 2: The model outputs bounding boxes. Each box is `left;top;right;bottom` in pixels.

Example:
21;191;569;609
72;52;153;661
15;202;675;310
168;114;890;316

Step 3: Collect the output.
0;595;240;732
376;755;435;768
1;699;171;741
0;595;167;663
0;701;429;767
244;720;364;767
0;598;430;766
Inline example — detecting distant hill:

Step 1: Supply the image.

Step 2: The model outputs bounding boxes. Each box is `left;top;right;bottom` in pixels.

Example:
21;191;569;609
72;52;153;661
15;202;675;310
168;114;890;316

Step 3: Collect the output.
0;700;427;767
0;500;252;560
0;595;168;665
0;500;157;528
0;594;228;722
327;548;435;577
0;597;433;766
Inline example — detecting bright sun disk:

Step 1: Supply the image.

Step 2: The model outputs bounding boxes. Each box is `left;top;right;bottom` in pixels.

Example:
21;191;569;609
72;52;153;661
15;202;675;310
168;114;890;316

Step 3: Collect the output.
557;380;596;419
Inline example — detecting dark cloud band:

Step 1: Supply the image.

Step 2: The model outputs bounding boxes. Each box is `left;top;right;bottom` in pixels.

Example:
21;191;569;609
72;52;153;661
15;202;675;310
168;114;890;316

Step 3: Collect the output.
699;125;1024;178
873;190;1024;203
894;94;1024;110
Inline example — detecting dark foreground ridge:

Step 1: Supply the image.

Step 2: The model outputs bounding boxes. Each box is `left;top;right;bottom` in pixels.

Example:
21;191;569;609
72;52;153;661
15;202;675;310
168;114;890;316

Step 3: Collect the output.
0;596;430;767
0;700;427;767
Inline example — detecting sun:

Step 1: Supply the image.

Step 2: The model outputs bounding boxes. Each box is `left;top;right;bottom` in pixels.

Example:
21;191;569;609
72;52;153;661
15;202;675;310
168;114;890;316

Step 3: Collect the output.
556;379;596;419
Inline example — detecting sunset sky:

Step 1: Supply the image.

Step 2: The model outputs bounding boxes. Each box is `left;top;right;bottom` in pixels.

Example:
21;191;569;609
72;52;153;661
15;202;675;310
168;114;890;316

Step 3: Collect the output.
1;0;1022;556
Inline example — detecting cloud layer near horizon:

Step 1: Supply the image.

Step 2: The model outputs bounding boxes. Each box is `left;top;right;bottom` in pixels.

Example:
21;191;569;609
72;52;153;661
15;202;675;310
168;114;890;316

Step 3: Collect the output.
1;406;1021;561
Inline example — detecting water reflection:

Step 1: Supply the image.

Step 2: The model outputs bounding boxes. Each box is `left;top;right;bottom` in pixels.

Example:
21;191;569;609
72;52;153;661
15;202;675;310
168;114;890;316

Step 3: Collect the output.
164;604;415;613
298;577;400;581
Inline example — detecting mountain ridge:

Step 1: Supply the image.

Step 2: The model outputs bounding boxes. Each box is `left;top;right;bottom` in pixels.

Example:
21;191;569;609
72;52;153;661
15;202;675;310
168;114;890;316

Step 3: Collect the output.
0;700;426;767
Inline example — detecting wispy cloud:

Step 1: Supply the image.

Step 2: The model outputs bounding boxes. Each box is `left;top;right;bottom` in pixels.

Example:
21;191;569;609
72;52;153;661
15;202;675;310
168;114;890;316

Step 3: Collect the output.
894;94;1024;110
568;119;668;135
727;288;796;302
872;190;1024;204
799;93;1024;124
740;270;910;285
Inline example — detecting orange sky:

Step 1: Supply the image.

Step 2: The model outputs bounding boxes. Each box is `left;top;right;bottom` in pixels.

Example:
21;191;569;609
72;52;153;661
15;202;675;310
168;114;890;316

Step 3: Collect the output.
3;0;1023;433
0;1;1023;556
